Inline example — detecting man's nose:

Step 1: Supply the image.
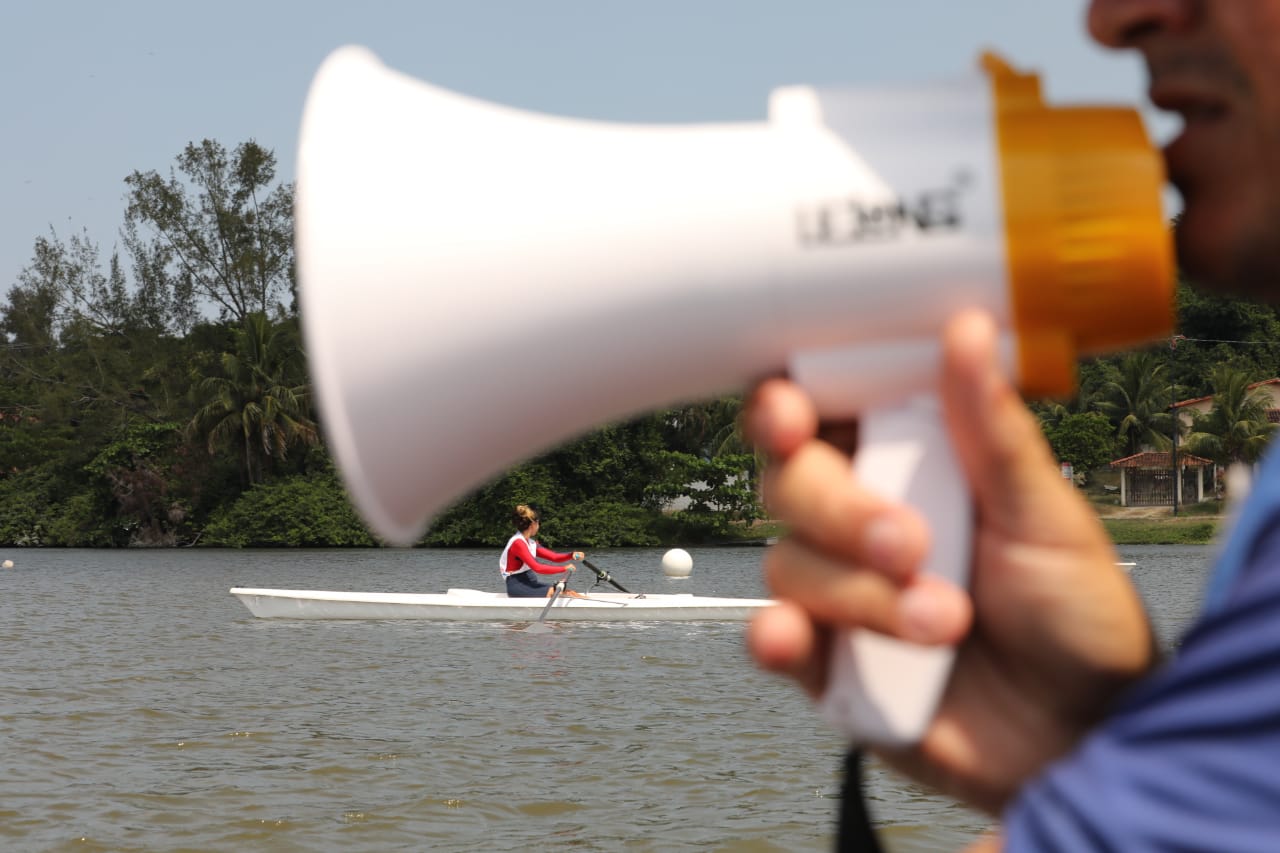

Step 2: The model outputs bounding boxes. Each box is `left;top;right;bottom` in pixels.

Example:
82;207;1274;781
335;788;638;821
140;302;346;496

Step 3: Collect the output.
1087;0;1195;48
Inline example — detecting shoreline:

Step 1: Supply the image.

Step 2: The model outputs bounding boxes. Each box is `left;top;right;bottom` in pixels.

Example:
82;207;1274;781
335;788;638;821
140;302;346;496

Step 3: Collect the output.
0;512;1221;550
1100;517;1220;546
1093;502;1223;546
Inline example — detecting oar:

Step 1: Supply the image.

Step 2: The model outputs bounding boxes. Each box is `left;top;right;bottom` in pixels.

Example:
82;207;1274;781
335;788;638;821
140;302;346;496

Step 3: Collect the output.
540;579;566;619
582;559;631;593
524;578;568;633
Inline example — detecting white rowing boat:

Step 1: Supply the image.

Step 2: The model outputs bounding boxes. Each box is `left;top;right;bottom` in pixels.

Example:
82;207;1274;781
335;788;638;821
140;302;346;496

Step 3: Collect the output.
229;587;774;622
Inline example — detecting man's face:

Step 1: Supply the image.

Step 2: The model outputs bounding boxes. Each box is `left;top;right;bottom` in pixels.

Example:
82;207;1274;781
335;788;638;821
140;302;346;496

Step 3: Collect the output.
1088;0;1280;301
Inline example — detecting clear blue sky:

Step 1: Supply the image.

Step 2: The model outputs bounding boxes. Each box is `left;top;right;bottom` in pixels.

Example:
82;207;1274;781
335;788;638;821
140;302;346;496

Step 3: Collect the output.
1;1;1166;293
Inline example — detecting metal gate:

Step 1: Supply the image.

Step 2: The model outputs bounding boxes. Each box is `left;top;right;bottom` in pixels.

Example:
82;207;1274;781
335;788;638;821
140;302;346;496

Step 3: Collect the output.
1128;469;1172;507
1127;468;1201;507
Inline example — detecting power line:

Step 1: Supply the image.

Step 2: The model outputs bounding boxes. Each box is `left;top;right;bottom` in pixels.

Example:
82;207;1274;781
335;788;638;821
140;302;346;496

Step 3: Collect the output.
1172;335;1280;348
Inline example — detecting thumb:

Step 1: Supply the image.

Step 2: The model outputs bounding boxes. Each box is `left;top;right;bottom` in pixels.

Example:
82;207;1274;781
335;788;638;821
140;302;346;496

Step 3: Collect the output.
940;310;1081;537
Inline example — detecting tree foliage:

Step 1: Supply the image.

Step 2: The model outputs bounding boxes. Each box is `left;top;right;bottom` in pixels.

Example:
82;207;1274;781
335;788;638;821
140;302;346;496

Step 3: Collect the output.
124;139;294;324
419;408;761;548
1183;365;1277;467
6;141;1280;546
1094;351;1178;455
188;313;317;486
1170;280;1280;395
1043;412;1118;482
202;466;376;547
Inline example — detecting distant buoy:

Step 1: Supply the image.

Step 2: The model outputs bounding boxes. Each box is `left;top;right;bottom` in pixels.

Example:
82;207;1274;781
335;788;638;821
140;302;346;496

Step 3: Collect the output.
2;559;12;569
661;548;693;578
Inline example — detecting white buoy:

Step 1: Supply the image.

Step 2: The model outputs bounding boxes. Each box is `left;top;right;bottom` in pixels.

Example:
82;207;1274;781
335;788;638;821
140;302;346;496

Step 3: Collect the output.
2;559;12;569
661;548;693;578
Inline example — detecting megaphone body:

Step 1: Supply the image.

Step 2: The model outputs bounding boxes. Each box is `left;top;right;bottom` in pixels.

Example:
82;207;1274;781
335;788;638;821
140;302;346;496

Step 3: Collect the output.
296;47;1173;745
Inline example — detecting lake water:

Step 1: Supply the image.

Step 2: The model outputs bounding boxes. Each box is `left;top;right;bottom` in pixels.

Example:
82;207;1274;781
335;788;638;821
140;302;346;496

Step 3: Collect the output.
0;544;1215;852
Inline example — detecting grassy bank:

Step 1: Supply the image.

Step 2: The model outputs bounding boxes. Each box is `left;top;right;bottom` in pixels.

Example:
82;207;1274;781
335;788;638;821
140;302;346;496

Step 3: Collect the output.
744;488;1224;548
751;518;1220;547
1100;517;1219;545
745;515;1221;547
1087;475;1223;545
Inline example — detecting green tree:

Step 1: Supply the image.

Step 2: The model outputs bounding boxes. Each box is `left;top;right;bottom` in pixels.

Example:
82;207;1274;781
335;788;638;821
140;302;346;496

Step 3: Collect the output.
2;229;155;341
81;420;216;547
189;314;317;485
1095;351;1178;455
424;460;564;547
1043;411;1119;482
663;397;747;457
2;232;203;485
203;466;375;547
54;228;198;336
644;450;763;539
1174;279;1280;394
418;404;765;548
1183;365;1277;467
125;139;294;324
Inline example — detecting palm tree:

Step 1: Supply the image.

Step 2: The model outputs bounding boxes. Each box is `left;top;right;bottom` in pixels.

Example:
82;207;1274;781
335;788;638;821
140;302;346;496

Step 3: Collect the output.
1095;351;1178;456
1032;400;1072;431
1183;365;1276;467
189;313;318;485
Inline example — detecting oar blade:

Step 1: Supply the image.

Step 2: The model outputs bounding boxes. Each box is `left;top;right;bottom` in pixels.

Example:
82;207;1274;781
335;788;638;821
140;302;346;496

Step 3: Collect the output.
523;580;565;632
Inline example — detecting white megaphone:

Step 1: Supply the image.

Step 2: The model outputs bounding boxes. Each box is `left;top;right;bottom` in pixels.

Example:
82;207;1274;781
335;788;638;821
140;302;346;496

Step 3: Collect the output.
295;46;1173;746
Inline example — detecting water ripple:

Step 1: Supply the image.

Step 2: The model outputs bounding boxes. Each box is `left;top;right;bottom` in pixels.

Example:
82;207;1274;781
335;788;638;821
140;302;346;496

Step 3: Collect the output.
1;545;1209;850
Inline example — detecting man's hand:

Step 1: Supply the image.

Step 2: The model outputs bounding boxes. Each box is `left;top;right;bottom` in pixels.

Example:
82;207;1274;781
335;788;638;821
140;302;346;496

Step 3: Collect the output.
745;309;1156;813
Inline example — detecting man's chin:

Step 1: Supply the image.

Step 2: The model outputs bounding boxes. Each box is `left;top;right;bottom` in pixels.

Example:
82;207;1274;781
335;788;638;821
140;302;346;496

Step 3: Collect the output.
1175;207;1280;304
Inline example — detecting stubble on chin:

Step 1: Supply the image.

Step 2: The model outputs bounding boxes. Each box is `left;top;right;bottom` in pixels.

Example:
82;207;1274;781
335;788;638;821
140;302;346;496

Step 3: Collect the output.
1174;207;1280;305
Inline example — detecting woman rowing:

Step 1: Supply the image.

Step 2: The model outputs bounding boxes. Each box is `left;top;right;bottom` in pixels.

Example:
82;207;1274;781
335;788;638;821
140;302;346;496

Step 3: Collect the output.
499;505;587;598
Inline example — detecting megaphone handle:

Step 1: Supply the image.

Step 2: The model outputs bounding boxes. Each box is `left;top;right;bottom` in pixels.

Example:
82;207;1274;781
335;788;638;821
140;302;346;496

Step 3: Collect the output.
816;395;972;745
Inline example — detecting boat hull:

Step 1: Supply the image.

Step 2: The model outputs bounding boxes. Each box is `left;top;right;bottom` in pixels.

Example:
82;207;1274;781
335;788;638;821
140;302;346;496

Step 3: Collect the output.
230;587;773;622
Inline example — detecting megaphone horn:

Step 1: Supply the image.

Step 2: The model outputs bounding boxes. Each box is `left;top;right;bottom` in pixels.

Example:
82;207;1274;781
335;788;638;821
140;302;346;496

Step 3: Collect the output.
298;47;918;546
296;46;1172;745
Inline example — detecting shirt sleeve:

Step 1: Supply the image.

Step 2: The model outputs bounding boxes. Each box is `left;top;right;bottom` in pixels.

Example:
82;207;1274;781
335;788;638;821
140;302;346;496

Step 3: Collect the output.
508;538;571;575
533;542;573;564
1002;521;1280;852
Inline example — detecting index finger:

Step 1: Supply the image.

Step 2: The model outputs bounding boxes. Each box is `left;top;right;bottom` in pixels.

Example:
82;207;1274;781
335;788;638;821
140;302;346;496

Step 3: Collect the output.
764;438;931;581
744;378;819;459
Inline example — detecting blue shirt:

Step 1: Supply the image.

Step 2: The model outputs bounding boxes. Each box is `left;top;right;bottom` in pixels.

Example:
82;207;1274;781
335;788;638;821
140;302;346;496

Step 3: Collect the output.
1004;448;1280;851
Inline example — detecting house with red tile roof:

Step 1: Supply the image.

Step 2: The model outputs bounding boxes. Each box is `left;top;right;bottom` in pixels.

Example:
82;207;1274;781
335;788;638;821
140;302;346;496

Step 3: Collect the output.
1106;379;1280;508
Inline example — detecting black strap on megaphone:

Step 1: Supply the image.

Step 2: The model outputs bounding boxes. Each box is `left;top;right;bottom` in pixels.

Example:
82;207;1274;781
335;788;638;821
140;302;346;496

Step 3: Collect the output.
581;559;632;594
837;749;885;853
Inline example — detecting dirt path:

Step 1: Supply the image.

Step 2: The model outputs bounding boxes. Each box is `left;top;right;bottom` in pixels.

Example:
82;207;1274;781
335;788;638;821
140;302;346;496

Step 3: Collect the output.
1095;505;1225;520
